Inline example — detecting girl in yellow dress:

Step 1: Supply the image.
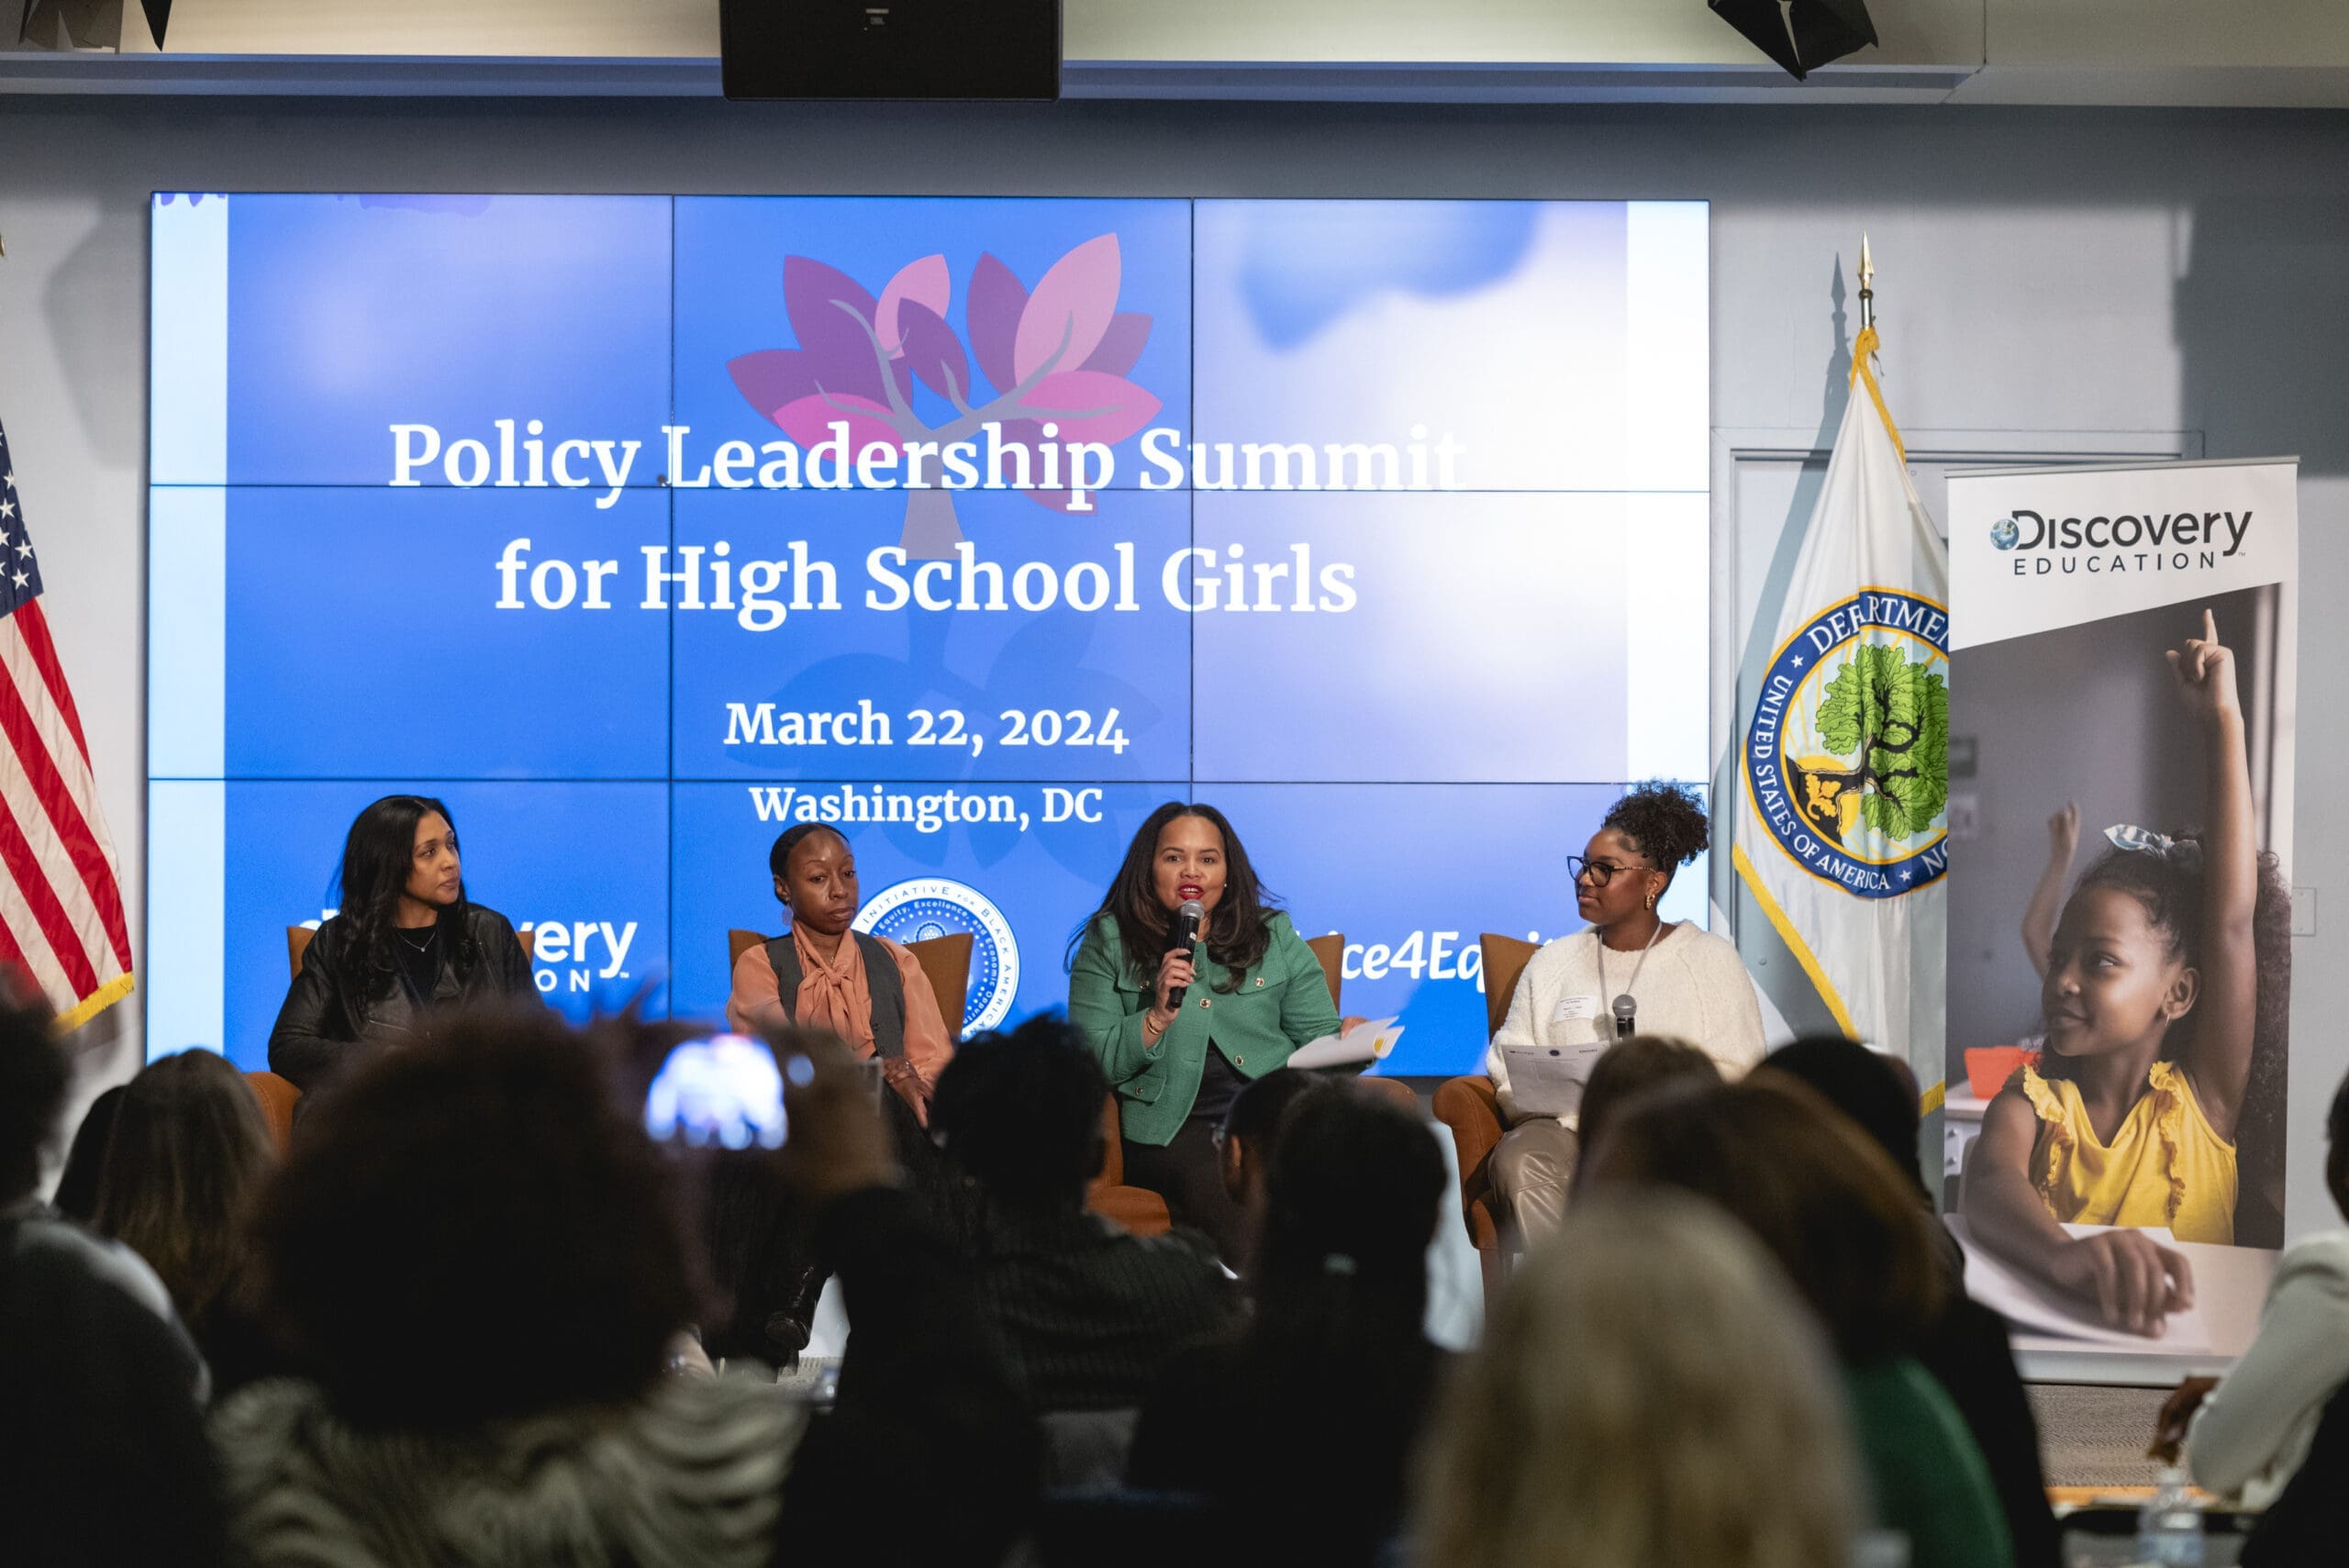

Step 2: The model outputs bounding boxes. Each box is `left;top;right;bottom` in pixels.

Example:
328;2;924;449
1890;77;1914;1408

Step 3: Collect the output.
1964;608;2290;1336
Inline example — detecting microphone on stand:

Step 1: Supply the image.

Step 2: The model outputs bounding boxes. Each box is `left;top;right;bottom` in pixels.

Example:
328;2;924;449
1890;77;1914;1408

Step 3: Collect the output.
1611;995;1638;1040
1166;899;1206;1010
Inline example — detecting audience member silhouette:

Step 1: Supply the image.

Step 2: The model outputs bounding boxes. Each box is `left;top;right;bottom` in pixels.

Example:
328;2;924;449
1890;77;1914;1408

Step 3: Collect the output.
50;1080;123;1222
1130;1083;1448;1567
1758;1037;2059;1568
93;1047;279;1397
1417;1192;1858;1568
0;991;223;1567
1581;1078;2014;1568
1212;1066;1329;1282
931;1013;1237;1416
1568;1034;1722;1196
216;1004;1033;1567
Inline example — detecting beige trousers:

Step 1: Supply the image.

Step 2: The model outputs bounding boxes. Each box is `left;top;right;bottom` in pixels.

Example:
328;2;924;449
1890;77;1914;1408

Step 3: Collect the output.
1488;1118;1580;1250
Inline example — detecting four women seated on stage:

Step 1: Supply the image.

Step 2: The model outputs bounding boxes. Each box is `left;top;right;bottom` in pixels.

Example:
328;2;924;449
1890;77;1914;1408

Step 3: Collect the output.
266;784;1774;1262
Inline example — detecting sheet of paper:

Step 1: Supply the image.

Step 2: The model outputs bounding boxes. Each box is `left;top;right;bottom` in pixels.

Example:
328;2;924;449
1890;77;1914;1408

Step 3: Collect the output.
1502;1042;1607;1118
1945;1217;2212;1353
1286;1016;1402;1070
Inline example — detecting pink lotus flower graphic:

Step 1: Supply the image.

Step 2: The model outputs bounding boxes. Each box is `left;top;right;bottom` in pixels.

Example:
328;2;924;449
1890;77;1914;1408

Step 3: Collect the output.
728;235;1162;557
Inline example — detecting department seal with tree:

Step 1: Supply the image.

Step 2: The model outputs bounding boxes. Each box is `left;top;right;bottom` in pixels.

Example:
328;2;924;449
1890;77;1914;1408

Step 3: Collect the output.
1743;588;1950;899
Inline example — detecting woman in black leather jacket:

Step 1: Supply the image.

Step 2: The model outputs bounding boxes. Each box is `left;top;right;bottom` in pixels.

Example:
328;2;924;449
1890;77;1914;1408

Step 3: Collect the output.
267;795;539;1092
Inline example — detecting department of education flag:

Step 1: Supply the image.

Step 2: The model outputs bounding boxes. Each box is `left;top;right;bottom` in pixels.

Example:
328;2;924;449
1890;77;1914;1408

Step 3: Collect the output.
0;419;135;1028
1733;322;1950;1100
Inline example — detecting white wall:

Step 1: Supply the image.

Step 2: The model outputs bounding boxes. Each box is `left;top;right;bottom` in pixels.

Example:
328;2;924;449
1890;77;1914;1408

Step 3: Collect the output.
4;95;2346;1231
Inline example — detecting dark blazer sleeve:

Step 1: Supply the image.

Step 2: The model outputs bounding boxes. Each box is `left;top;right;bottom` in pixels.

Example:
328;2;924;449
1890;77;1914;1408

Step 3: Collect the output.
266;929;347;1093
778;1186;1038;1563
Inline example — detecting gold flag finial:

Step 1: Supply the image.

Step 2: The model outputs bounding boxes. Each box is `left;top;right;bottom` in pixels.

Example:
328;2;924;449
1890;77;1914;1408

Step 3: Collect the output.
1857;232;1875;331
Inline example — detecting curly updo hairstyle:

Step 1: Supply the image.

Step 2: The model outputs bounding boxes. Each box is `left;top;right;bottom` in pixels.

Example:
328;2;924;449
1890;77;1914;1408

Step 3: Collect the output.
1602;782;1711;887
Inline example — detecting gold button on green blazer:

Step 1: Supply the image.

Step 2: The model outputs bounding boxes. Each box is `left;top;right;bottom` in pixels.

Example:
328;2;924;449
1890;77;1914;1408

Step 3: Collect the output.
1067;910;1341;1147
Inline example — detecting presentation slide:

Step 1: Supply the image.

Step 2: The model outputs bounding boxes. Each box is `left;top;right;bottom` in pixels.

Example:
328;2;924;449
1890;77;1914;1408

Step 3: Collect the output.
147;194;1709;1075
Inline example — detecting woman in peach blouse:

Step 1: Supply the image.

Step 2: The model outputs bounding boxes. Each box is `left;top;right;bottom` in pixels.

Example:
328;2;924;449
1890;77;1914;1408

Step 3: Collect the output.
714;824;966;1362
726;822;955;1126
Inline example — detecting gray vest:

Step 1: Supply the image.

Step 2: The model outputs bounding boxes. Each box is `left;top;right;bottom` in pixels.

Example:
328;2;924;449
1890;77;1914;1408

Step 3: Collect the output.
763;931;907;1059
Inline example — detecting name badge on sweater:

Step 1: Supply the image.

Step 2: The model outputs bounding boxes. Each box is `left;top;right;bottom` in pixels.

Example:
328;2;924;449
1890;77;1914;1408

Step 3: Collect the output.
1552;995;1600;1023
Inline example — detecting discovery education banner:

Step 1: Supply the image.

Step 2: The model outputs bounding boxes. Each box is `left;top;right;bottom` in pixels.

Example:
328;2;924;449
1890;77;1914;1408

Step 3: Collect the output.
1945;458;2296;1362
145;195;1709;1073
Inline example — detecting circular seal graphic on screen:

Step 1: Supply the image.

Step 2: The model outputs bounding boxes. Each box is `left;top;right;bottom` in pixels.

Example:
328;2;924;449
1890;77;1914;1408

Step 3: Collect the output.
1742;589;1949;900
1991;516;2021;550
853;878;1019;1036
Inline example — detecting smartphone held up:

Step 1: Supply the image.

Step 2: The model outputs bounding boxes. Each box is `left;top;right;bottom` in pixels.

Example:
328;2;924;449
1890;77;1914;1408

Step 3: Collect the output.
644;1033;791;1151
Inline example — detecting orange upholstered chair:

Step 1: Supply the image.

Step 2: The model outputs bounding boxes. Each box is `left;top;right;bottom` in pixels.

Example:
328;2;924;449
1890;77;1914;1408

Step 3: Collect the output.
245;924;331;1154
1087;1095;1174;1236
1431;932;1540;1299
249;922;539;1153
1303;932;1343;1013
245;1068;301;1155
910;933;973;1031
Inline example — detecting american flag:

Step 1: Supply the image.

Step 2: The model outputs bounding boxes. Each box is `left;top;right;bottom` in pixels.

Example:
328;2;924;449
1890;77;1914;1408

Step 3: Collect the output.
0;420;133;1029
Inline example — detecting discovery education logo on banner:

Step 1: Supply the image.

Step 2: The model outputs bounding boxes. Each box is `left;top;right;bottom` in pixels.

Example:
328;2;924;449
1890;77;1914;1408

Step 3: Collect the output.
1945;457;2298;1364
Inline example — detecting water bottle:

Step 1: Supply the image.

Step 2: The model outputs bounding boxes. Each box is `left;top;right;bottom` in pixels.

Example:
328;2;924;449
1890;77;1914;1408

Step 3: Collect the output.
2134;1466;2206;1567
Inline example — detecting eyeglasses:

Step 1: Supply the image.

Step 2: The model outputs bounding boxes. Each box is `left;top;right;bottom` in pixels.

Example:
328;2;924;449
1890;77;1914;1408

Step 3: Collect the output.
1568;855;1651;887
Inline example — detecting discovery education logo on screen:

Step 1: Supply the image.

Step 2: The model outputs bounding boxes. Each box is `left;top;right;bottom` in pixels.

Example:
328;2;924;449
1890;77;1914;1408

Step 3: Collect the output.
1743;590;1949;899
853;877;1019;1037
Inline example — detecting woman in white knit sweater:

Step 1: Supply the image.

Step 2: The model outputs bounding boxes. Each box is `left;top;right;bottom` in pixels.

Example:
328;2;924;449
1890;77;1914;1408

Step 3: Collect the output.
1485;782;1766;1244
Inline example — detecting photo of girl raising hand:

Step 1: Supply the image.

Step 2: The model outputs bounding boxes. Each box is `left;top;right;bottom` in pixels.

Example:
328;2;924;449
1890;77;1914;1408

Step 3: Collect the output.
1964;608;2292;1336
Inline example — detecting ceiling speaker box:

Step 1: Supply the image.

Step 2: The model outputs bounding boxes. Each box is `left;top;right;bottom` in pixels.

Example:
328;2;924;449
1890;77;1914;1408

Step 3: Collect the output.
719;0;1060;101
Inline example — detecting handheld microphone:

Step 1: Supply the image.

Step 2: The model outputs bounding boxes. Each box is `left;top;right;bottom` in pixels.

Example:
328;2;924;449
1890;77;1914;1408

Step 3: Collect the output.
1611;995;1638;1040
1167;899;1206;1010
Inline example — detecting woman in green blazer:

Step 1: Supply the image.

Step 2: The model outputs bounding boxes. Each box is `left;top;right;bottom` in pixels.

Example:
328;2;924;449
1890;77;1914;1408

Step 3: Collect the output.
1067;802;1352;1259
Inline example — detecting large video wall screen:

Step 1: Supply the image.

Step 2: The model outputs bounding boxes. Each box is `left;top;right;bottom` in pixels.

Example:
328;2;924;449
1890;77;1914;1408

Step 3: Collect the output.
148;195;1709;1075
